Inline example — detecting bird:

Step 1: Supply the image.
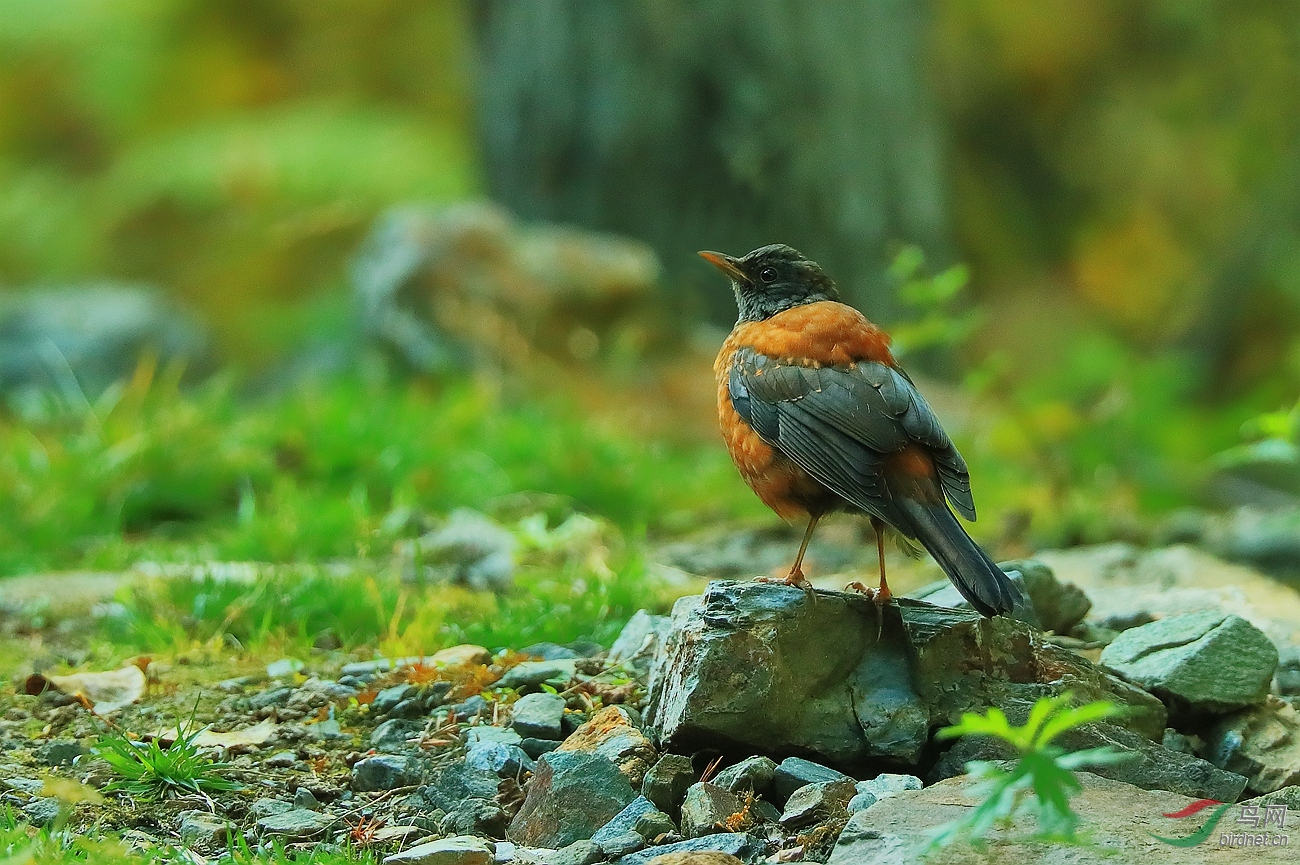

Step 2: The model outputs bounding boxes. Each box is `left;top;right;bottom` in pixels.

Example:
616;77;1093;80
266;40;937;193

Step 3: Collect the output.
699;244;1021;617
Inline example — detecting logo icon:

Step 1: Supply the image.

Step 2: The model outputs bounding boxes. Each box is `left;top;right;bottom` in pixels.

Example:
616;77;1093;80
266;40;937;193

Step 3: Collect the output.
1150;799;1231;847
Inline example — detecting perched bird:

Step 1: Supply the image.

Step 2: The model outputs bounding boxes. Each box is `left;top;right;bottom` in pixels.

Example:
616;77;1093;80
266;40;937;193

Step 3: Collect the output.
700;244;1020;617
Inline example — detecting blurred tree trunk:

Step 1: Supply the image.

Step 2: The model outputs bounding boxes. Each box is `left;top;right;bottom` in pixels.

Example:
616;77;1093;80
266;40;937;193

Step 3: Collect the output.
471;0;952;325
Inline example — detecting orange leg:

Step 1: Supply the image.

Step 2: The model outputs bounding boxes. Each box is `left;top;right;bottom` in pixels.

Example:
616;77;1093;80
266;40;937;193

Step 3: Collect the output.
845;518;892;606
758;513;819;597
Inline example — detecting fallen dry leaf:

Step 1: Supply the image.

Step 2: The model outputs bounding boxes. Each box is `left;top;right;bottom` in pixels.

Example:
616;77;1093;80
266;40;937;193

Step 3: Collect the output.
42;665;147;715
153;719;279;750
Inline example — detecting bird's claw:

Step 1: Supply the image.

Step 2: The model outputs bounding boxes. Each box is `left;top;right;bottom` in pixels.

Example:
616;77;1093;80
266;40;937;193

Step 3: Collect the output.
844;580;893;607
757;568;816;604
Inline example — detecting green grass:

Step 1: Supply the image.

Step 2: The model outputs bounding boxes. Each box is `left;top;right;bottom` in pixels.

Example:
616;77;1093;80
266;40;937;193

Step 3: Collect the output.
97;720;239;800
0;362;755;577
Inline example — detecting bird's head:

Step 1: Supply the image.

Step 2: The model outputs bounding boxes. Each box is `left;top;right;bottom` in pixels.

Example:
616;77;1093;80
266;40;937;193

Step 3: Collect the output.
698;244;840;323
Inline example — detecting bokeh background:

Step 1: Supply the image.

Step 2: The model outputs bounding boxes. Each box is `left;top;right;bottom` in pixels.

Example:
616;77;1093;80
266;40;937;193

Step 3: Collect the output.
2;0;1299;598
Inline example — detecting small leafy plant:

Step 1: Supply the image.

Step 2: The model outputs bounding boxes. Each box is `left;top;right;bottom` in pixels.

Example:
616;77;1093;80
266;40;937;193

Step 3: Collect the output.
929;693;1132;849
97;719;240;800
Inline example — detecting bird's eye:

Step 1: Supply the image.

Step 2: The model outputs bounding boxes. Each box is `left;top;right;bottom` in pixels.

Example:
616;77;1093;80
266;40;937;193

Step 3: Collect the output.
758;267;778;283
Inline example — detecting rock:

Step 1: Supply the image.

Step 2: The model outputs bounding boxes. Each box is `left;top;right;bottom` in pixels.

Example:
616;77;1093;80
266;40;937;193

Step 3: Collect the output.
464;725;523;747
382;835;494;865
1161;728;1203;756
597;831;645;857
265;750;298;768
250;687;294;710
521;737;562;759
440;798;510;838
465;741;535;778
613;834;764;865
266;658;304;678
1001;558;1092;633
907;568;1041;628
639;856;745;865
434;644;494;667
36;740;83;767
591;797;660;847
931;720;1248;803
256;809;335;839
520;642;582;661
846;791;877;814
1239;785;1300;810
445;695;490;722
353;754;422;792
642;754;696;811
22;797;61;827
1100;610;1278;714
1274;644;1300;696
772;758;852;802
508;751;637;848
250;798;292;818
341;646;491;678
499;660;578;690
178;811;233;846
679;782;742;838
645;583;1165;770
1205;506;1300;574
371;718;423;752
855;774;921;801
557;706;657;786
1209;698;1300;793
828;770;1295;864
419;763;502;811
511;692;567;740
778;778;856;829
374;684;418;715
293;788;320;811
608;610;673;674
401;508;516;591
0;285;207;396
712;757;776;796
634;809;677;840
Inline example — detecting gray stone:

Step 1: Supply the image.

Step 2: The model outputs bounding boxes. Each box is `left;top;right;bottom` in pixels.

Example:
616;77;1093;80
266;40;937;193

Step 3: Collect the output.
1274;644;1300;696
524;840;602;865
778;778;857;829
250;687;294;710
511;692;567;739
464;725;523;747
387;698;425;719
713;756;776;796
265;750;298;768
641;753;696;816
293;787;320;811
382;835;493;865
0;285;207;396
608;610;672;674
419;763;502;811
444;694;490;722
22;797;60;827
498;659;578;690
1100;610;1278;714
591;796;659;846
908;569;1041;628
645;583;1166;770
373;684;418;715
371;718;422;752
35;740;83;767
353;754;422;792
250;798;292;818
931;720;1248;803
520;642;582;660
856;774;921;800
679;782;742;838
521;737;562;759
465;741;535;778
611;833;765;865
256;809;335;838
439;798;509;837
1001;558;1092;634
178;811;233;846
634;809;677;840
508;751;637;848
772;757;852;802
595;831;643;857
1208;698;1300;793
846;791;878;814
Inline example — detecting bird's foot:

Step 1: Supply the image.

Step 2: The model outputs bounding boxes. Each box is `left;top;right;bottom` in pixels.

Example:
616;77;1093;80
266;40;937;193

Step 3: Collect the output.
843;580;876;600
757;568;816;602
873;583;893;607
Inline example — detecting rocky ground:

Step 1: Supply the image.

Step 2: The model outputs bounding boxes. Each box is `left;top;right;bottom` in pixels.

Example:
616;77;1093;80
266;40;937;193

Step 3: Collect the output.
2;541;1300;864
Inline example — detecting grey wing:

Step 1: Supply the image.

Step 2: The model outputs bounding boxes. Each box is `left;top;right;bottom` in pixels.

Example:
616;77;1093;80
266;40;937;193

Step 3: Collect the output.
728;348;977;522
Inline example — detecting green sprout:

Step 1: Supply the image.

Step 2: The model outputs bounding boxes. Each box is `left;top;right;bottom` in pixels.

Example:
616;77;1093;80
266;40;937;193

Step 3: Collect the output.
929;693;1133;849
96;719;240;801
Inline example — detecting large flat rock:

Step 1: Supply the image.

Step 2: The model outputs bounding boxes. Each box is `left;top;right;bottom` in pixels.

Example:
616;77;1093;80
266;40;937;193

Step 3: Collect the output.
644;581;1165;770
829;771;1294;864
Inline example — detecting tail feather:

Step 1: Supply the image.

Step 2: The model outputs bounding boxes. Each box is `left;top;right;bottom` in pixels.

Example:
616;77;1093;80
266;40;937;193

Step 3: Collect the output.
897;498;1020;617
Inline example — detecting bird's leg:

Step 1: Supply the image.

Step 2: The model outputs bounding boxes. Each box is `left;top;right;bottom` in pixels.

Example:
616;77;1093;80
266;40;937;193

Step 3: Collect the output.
872;516;893;606
757;514;819;598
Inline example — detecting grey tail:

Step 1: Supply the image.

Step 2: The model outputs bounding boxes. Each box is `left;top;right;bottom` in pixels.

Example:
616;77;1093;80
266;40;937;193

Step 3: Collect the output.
897;498;1020;617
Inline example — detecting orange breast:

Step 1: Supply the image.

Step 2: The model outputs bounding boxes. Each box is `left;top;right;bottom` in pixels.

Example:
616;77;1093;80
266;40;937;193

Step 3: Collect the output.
714;301;895;520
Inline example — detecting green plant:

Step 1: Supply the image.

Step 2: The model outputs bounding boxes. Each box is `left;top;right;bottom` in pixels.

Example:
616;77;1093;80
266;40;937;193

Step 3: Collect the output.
96;718;240;800
887;246;982;359
929;693;1132;849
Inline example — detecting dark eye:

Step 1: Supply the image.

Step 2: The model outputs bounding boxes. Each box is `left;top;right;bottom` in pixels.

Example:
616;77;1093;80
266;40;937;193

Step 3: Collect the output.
758;266;778;283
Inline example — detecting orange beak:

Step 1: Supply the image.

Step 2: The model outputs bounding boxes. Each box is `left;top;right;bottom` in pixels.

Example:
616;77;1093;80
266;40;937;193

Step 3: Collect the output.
698;250;747;283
